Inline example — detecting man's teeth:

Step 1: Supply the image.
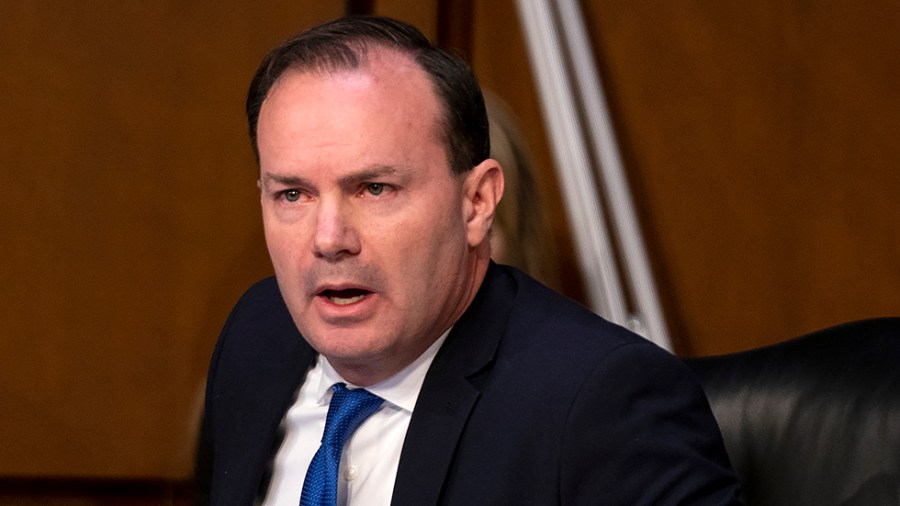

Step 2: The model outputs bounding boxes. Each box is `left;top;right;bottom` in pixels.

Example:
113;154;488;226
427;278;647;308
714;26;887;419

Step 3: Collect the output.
328;293;365;305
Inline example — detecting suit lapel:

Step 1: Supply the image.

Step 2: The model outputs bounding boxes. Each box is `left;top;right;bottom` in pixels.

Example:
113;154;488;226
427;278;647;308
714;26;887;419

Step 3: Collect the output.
390;263;517;505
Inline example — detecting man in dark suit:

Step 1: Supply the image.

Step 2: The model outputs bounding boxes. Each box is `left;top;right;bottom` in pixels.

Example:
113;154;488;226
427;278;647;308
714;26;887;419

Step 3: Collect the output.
197;16;741;505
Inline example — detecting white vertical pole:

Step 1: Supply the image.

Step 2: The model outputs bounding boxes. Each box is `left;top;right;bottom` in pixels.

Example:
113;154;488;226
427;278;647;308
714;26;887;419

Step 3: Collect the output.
515;0;628;323
556;0;672;351
515;0;673;351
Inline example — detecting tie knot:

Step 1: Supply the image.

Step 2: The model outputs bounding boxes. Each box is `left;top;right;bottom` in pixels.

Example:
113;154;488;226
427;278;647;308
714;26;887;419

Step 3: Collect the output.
321;383;384;448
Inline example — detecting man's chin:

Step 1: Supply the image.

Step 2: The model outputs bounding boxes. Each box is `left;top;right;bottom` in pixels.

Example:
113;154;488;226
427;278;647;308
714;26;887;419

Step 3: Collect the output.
305;332;390;363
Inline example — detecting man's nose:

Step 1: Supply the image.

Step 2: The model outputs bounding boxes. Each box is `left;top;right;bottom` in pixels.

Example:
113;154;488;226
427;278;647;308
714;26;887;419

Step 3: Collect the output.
312;198;361;261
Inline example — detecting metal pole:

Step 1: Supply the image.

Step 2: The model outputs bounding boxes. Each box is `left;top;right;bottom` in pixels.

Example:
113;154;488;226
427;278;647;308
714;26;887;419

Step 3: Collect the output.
556;0;671;350
515;0;672;351
515;0;628;324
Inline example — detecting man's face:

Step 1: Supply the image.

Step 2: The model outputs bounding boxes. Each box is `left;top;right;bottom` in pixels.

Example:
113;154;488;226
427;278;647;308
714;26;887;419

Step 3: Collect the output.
256;50;491;385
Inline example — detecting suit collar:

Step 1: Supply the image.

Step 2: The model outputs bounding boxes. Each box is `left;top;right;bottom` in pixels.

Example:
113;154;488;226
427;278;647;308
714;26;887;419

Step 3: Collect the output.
391;263;518;504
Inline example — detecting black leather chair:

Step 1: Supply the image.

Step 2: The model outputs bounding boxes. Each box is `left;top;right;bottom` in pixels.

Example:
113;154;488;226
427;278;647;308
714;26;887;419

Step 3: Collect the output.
685;318;900;506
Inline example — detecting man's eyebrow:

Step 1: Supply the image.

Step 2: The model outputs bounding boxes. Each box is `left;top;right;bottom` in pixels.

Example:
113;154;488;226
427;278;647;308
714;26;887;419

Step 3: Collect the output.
338;165;404;187
260;173;311;188
260;165;408;189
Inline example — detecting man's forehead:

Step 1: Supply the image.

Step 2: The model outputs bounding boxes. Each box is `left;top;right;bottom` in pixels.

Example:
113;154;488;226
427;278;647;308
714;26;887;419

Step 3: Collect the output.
260;69;442;139
256;45;453;177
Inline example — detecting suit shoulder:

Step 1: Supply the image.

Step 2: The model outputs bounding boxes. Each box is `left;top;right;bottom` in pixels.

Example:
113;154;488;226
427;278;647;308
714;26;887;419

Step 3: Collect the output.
502;266;647;353
231;276;283;316
213;276;301;364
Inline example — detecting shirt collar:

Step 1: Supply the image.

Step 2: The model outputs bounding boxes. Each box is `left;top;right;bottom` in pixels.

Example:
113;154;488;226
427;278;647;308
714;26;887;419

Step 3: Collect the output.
314;328;452;413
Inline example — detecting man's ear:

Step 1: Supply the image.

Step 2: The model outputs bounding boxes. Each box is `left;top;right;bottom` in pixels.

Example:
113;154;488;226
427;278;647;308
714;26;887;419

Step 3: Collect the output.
462;158;505;248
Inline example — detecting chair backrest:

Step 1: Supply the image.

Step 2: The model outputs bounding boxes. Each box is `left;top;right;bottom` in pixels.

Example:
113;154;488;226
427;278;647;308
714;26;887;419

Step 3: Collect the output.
685;318;900;506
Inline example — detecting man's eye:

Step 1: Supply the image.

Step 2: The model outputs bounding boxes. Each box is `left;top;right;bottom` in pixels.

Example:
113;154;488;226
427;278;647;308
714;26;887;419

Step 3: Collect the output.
366;183;385;196
283;190;301;202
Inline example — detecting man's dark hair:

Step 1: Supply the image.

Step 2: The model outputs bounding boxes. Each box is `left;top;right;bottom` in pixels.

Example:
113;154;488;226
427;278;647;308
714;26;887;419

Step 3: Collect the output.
246;16;489;174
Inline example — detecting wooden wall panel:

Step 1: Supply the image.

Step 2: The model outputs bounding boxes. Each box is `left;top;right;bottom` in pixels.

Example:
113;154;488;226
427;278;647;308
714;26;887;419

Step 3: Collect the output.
579;0;900;354
0;0;342;479
463;0;899;355
375;0;438;39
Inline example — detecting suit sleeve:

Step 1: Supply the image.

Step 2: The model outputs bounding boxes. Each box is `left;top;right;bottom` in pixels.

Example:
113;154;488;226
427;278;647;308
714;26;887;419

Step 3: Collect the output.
193;289;241;506
193;333;223;506
560;342;742;505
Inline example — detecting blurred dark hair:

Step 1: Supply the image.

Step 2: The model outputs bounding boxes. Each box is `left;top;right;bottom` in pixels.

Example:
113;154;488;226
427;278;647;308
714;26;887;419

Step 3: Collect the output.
246;16;489;174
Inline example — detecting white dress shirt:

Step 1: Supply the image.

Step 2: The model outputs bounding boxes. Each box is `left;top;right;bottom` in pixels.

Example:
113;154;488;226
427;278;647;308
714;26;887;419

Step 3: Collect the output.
261;330;450;506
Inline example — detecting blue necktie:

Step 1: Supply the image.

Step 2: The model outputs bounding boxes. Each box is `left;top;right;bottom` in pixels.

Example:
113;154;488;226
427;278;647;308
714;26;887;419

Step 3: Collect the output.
299;383;384;506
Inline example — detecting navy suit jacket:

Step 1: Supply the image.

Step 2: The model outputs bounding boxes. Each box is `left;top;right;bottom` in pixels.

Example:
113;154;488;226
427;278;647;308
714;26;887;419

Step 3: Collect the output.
197;263;741;505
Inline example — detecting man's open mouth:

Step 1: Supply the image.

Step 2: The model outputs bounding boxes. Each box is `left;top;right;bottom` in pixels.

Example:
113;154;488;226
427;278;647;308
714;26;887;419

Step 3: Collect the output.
320;288;370;305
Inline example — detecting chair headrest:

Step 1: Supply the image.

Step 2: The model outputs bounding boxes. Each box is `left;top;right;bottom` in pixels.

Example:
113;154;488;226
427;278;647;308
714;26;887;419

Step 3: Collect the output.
685;318;900;506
